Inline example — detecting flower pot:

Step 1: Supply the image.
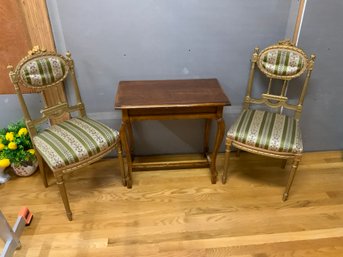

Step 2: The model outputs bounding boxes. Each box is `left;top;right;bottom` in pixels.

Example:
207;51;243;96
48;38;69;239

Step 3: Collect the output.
11;161;38;177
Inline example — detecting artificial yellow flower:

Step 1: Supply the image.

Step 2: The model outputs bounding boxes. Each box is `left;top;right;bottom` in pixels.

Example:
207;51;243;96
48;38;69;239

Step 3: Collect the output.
18;128;28;137
0;159;10;168
5;132;15;141
8;142;17;150
0;143;4;151
27;149;35;155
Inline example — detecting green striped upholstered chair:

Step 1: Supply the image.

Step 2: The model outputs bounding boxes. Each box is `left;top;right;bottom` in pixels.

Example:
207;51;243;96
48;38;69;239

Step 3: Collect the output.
8;46;126;220
222;40;316;201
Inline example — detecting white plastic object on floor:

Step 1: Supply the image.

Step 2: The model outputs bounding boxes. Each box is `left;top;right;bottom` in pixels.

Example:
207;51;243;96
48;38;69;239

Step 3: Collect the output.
0;208;33;257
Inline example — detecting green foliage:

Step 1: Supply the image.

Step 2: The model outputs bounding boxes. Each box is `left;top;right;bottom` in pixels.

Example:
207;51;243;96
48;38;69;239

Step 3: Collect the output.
0;120;36;166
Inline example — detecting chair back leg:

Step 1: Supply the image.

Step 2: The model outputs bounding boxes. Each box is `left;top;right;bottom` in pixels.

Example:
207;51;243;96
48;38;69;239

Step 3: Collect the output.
281;159;287;169
36;152;48;188
235;149;241;157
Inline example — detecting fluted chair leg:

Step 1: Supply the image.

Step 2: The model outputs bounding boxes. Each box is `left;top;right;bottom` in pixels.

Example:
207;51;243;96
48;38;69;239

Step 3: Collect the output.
283;156;301;201
222;140;232;184
116;141;127;187
56;175;72;221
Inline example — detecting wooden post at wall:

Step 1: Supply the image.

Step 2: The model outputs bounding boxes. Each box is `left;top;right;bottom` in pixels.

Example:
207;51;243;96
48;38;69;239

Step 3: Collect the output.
292;0;307;46
19;0;69;123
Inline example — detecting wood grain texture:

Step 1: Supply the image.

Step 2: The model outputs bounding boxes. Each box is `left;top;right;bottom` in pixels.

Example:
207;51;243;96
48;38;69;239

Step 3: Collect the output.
0;0;32;94
19;0;55;50
115;79;230;109
0;151;343;256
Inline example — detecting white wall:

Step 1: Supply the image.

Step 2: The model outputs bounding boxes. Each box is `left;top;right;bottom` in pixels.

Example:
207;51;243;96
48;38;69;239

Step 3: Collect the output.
4;1;339;154
297;0;343;151
45;0;293;155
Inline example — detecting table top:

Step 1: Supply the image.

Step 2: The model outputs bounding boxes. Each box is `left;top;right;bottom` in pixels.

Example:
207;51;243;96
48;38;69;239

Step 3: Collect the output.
115;78;230;109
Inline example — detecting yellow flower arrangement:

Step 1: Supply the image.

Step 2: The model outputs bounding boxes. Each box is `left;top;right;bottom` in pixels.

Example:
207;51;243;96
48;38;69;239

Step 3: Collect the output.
0;120;36;167
5;132;14;141
18;128;28;137
8;142;17;150
27;149;35;155
0;159;10;168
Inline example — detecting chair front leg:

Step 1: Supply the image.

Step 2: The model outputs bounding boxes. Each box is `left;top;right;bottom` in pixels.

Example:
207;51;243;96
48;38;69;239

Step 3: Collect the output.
222;138;232;184
56;175;72;221
282;155;301;201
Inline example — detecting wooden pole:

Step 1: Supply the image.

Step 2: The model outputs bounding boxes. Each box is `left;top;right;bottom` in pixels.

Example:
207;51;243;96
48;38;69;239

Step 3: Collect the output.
292;0;307;46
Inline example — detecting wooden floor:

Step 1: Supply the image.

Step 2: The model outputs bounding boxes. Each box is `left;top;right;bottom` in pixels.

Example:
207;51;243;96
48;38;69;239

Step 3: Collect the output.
1;151;343;257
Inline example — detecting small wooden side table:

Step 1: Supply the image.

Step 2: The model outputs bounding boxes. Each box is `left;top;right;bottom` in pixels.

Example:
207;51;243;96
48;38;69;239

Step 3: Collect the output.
115;78;230;188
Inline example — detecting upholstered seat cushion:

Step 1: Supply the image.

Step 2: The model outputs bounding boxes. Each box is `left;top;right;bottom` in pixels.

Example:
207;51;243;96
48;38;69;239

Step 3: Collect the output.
33;117;119;170
227;109;303;153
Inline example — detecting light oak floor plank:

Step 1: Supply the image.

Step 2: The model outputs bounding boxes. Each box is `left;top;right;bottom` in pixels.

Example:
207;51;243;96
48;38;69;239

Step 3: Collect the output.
0;151;342;256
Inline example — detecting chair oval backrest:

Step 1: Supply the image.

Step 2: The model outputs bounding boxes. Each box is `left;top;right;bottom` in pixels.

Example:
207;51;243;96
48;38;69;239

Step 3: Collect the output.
257;46;307;80
19;55;69;88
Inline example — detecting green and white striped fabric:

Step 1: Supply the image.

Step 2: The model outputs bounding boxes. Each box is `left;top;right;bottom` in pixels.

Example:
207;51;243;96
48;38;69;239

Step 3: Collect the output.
20;56;66;87
33;117;119;170
260;50;305;76
228;109;303;153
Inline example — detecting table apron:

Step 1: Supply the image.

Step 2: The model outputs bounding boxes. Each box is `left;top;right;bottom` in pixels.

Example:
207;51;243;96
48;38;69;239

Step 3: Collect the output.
126;106;224;121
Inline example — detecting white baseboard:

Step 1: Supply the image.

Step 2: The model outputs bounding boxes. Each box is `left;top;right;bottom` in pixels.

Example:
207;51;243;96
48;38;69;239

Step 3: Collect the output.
88;111;121;121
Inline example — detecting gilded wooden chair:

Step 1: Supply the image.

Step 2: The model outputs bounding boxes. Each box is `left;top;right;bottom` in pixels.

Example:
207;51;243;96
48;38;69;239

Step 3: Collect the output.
222;40;315;200
8;46;126;220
